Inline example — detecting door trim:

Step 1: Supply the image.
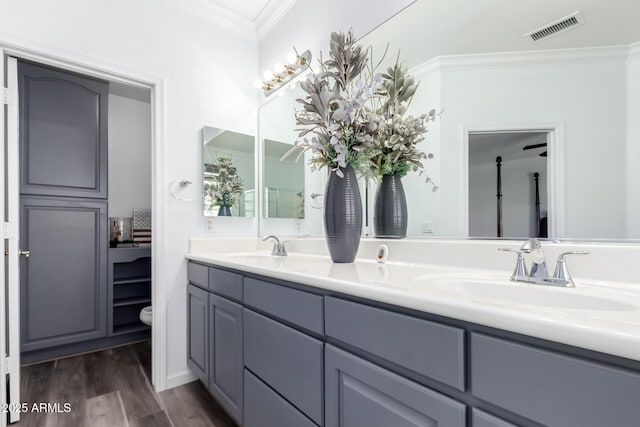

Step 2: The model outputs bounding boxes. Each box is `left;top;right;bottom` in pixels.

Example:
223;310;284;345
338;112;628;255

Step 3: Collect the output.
0;39;168;391
461;123;565;239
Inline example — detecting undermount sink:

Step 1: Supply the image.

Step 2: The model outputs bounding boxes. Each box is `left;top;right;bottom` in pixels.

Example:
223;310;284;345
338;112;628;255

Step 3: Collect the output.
416;275;636;312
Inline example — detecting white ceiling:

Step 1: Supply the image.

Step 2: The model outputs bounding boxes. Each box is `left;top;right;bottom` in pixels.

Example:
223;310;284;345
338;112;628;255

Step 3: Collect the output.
201;0;297;39
361;0;640;68
209;0;271;22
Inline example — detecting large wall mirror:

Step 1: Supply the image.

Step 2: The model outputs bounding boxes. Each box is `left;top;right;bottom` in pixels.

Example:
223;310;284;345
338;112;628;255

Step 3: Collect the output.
259;82;326;236
257;0;640;241
203;127;255;217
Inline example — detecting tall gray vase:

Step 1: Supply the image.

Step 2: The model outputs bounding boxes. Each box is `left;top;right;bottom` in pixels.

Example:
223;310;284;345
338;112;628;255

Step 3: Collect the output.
218;206;231;216
324;165;362;263
373;174;407;238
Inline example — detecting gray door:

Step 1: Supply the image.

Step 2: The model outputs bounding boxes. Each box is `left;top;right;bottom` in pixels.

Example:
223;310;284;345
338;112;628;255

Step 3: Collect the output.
325;344;465;427
18;60;108;199
18;61;109;354
209;294;243;425
20;196;107;352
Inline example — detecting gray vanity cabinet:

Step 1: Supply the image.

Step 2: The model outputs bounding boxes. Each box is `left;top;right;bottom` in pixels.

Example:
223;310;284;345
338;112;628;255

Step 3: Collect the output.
187;284;209;383
471;333;640;427
208;294;243;425
325;344;465;427
187;264;244;424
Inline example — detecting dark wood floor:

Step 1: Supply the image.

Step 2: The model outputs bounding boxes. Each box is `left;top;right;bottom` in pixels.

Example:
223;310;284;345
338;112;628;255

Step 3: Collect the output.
17;341;238;427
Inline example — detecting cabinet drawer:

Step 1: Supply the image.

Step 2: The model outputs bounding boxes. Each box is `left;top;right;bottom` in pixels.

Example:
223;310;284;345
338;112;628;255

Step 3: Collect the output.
208;267;243;301
325;297;465;390
244;309;323;424
187;262;208;289
471;333;640;427
325;344;465;427
472;409;517;427
244;370;317;427
244;277;323;335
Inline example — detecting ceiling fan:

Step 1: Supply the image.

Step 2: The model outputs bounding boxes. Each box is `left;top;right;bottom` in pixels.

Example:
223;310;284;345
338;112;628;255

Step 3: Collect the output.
523;142;547;157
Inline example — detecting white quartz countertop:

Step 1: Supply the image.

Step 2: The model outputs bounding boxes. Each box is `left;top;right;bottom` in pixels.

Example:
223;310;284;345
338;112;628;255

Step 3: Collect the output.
186;250;640;362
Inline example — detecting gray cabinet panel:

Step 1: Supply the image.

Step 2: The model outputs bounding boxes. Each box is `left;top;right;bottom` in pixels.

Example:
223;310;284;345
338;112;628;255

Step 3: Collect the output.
244;369;317;427
325;297;465;390
187;262;209;290
209;268;243;301
325;344;465;427
472;409;517;427
244;308;323;424
244;277;323;335
18;61;108;199
20;196;107;352
209;294;243;424
471;333;640;427
187;284;209;383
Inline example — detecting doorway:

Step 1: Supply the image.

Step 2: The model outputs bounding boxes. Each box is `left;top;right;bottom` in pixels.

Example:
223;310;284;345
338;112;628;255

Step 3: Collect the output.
466;129;556;239
1;47;163;425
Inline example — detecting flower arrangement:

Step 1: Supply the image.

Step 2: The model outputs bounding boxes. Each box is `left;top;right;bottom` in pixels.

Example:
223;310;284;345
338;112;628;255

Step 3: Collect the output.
282;30;383;177
205;155;244;209
283;29;438;189
370;61;440;190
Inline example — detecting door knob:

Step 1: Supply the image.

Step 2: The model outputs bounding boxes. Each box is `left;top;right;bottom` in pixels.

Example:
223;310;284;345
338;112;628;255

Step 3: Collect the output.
5;250;30;257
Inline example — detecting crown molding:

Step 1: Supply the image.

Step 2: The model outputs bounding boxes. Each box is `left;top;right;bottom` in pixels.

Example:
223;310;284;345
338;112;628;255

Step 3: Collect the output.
410;57;441;77
172;0;257;41
436;45;631;72
629;42;640;62
255;0;298;40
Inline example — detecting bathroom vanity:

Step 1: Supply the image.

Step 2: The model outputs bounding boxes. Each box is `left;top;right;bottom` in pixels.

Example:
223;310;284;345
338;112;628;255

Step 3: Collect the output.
186;242;640;427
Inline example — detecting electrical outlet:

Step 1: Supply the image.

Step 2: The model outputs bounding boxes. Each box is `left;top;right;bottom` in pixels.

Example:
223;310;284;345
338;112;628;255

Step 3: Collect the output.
422;221;433;234
205;218;214;232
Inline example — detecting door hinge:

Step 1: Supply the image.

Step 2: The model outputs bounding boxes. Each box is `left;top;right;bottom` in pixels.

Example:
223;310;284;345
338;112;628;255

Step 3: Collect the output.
2;87;16;106
3;222;17;239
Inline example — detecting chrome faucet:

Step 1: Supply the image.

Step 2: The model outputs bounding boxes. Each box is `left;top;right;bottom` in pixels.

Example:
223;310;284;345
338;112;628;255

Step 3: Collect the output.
499;239;588;287
262;235;287;256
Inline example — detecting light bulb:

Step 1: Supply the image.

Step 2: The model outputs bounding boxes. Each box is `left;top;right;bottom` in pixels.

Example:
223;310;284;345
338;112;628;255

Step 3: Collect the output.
274;62;285;73
263;70;273;80
253;79;264;89
286;52;297;64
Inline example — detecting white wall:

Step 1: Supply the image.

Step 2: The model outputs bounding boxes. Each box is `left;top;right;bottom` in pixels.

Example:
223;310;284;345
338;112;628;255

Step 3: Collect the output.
258;0;414;77
627;46;640;237
424;56;627;239
108;93;152;217
0;0;258;388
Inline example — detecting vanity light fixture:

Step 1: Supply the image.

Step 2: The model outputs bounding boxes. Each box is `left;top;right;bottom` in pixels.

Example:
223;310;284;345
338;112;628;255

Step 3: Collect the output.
254;50;312;96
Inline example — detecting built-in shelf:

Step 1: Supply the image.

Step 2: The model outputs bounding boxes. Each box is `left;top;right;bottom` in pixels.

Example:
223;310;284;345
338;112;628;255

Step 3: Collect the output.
113;322;150;336
109;247;151;340
113;277;151;285
113;297;152;307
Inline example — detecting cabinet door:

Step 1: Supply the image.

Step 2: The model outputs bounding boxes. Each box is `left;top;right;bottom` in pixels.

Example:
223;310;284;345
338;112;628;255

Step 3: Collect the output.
20;196;107;352
209;294;243;424
325;344;465;427
187;284;209;383
18;60;108;199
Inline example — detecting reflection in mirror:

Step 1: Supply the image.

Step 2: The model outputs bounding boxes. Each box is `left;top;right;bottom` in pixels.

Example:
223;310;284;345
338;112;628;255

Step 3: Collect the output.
202;127;255;217
468;132;548;239
258;0;640;240
264;139;305;219
259;80;326;236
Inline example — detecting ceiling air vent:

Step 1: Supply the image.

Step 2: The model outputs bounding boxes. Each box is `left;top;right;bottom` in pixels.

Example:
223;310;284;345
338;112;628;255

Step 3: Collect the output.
524;12;584;42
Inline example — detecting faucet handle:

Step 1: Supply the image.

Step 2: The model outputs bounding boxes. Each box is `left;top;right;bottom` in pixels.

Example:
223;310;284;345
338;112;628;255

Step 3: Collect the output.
552;251;589;287
498;248;528;280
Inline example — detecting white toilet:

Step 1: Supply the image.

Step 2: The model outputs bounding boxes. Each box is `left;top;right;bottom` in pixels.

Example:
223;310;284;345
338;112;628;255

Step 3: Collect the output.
140;306;152;326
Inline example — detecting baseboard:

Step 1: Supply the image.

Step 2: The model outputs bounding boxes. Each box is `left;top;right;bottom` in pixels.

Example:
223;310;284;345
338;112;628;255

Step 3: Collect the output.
165;369;197;390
